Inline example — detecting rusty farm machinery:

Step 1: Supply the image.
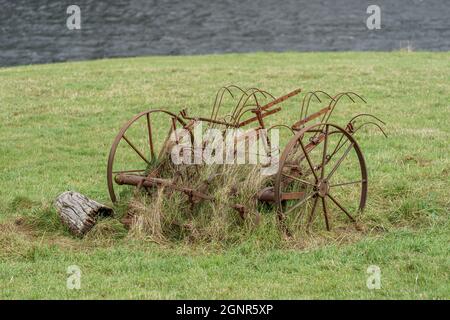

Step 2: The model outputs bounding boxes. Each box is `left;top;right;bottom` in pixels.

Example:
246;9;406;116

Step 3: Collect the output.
107;86;386;234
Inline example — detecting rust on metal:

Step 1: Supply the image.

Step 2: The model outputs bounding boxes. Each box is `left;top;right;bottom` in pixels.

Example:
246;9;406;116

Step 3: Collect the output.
106;85;386;234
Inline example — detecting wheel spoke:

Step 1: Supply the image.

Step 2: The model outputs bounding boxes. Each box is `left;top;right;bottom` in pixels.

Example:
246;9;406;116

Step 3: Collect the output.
321;124;329;179
322;197;330;231
328;131;346;159
327;193;355;222
122;134;150;165
146;113;155;160
330;179;366;188
171;117;179;142
299;138;318;181
326;142;354;180
306;196;319;230
284;192;316;216
291;195;313;228
282;172;316;187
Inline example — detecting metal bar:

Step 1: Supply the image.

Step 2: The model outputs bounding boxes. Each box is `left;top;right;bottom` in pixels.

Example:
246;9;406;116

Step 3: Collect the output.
292;106;330;129
281;191;306;201
259;88;302;112
282;173;316;187
237;107;281;127
327;193;355;222
122;135;150;165
284;192;316;216
326;142;354;180
115;174;214;201
330;179;366;188
146;113;155;159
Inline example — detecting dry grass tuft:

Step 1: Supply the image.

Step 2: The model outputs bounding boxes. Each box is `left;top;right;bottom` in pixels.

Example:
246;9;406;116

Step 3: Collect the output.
124;162;274;246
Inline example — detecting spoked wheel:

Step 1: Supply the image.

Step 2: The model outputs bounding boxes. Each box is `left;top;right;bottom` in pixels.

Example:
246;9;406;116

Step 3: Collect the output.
274;123;367;234
107;109;193;203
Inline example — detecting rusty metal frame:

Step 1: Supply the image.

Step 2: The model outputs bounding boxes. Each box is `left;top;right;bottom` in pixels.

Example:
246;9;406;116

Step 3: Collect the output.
106;86;386;232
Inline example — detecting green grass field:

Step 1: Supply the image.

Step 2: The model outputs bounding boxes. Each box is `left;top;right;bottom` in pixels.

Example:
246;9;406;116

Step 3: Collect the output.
0;52;449;299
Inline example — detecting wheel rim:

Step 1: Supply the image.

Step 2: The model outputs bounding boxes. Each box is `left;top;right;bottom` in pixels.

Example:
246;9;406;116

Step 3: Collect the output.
274;123;367;233
107;109;189;203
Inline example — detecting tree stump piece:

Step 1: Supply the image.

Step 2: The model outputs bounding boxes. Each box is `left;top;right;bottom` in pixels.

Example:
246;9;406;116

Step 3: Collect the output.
55;191;113;236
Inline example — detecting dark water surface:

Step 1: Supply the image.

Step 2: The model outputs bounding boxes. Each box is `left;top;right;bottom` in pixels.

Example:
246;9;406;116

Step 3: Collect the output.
1;0;449;66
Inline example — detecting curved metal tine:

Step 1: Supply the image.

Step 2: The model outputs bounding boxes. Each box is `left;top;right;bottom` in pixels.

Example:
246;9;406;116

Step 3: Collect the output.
344;92;355;103
227;85;250;123
322;92;365;127
326;141;354;181
303;91;323;120
232;92;260;126
232;88;275;124
239;89;265;112
306;196;319;231
353;121;388;138
299;91;326;120
303;90;335;120
322;197;330;231
122;134;150;165
305;91;338;140
212;86;234;125
284;192;316;216
346;91;367;104
247;88;276;100
248;88;267;99
310;90;336;125
230;90;252;120
234;104;264;125
209;87;224;121
314;90;335;101
226;84;247;95
327;193;355;222
210;85;240;128
323;92;350;123
320;92;347;126
309;92;352;142
299;92;311;121
349;113;386;126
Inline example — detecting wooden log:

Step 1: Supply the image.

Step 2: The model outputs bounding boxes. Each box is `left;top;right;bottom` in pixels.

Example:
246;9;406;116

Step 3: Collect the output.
55;191;113;236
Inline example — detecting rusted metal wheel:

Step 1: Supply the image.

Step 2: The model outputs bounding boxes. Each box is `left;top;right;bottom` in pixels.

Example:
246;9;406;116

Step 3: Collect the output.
107;109;189;203
274;123;367;234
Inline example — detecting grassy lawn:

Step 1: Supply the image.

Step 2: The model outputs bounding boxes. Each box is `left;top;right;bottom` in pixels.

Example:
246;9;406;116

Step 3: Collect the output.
0;52;449;299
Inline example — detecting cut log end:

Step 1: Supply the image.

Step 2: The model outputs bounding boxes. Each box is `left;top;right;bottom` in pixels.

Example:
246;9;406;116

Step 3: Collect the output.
55;191;114;236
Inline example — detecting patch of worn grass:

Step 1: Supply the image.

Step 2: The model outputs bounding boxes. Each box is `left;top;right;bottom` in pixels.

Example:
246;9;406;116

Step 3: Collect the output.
0;52;448;299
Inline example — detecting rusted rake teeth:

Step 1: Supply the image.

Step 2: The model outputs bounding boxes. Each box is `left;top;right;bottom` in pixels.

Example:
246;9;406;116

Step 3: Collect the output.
106;85;385;235
347;113;388;137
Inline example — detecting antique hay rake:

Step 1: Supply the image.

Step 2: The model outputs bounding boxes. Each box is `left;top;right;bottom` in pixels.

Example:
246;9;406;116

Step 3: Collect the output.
107;86;386;234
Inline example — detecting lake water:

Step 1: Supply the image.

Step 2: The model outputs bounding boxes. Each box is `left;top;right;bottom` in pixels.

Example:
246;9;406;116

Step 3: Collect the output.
1;0;449;66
